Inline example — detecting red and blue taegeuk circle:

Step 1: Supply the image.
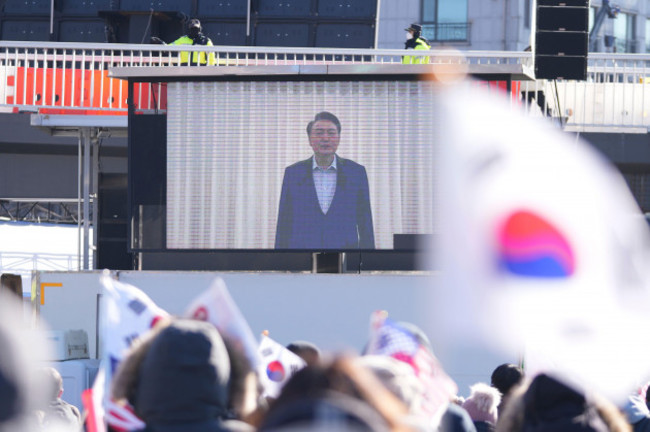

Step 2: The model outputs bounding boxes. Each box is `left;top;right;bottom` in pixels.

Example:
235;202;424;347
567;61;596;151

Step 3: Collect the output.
266;361;285;382
498;210;575;278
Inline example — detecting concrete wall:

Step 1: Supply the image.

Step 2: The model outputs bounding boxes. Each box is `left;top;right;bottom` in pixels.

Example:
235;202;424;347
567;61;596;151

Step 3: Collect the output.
34;270;513;397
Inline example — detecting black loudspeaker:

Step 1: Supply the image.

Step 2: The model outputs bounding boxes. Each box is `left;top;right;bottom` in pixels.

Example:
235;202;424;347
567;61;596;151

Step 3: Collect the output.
535;56;587;80
536;6;588;31
536;31;587;56
537;0;588;6
535;4;588;80
255;23;311;47
202;21;248;46
97;173;131;270
315;23;374;48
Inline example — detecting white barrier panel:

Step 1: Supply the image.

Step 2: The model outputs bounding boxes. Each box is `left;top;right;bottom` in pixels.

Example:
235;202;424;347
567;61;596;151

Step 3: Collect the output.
34;270;512;397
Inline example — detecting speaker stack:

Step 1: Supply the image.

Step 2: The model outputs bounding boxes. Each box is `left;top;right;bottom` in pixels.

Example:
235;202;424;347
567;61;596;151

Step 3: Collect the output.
535;0;589;80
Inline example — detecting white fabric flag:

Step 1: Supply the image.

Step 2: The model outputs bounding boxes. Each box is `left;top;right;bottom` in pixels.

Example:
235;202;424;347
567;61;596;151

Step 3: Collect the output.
101;274;169;377
100;274;168;431
430;82;650;402
258;334;307;398
185;277;261;369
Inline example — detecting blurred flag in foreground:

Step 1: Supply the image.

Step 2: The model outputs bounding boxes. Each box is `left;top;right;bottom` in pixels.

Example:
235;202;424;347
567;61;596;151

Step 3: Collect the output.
430;82;650;401
258;334;307;397
366;311;457;423
82;369;106;432
185;277;261;369
99;274;168;431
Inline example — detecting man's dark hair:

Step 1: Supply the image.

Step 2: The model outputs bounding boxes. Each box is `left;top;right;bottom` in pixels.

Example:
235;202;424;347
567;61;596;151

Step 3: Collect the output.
306;111;341;136
286;341;321;367
490;363;524;397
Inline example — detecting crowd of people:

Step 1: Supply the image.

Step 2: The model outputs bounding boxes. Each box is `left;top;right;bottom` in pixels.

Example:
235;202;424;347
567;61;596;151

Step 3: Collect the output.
3;294;650;432
102;321;650;432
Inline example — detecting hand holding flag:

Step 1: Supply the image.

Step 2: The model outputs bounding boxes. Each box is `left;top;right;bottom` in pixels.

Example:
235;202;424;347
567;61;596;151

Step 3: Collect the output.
258;333;307;398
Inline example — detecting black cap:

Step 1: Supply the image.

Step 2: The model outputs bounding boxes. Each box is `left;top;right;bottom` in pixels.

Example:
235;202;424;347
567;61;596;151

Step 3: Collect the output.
405;23;422;33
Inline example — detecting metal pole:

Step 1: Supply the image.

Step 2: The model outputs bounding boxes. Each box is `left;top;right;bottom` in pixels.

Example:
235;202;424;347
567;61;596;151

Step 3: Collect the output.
374;0;381;49
246;0;251;38
92;131;99;270
83;127;91;270
77;129;83;270
50;0;54;35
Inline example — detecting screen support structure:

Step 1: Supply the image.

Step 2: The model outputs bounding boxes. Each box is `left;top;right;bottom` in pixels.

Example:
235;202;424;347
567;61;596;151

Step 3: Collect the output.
312;252;347;273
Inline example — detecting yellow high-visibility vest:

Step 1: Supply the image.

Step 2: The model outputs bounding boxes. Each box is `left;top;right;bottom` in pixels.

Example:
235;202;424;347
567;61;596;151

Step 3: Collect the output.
402;38;431;65
170;35;216;65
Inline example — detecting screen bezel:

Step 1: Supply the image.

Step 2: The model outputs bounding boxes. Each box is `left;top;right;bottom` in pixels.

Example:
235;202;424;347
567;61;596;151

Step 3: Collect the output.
128;68;437;255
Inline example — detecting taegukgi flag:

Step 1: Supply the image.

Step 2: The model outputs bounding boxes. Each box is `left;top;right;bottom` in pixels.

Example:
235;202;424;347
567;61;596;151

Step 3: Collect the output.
82;368;106;432
185;277;261;369
258;334;307;397
430;82;650;402
101;274;169;378
99;273;168;431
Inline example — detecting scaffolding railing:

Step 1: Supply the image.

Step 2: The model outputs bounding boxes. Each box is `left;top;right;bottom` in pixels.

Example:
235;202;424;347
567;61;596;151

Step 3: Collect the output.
0;41;529;113
1;42;650;131
0;251;83;285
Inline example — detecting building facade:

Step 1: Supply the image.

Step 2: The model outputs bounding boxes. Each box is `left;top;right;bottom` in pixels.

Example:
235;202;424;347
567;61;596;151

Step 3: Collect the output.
377;0;650;53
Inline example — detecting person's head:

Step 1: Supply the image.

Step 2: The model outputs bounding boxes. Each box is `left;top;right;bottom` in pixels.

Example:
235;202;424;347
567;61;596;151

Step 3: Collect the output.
188;18;201;37
497;374;630;432
286;341;321;367
461;382;500;426
260;356;408;431
405;23;422;40
37;367;63;401
354;355;424;416
306;112;341;160
112;319;232;427
490;363;524;397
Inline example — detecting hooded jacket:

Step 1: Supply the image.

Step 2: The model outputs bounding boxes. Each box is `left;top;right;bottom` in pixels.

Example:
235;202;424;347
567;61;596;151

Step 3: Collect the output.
113;319;252;432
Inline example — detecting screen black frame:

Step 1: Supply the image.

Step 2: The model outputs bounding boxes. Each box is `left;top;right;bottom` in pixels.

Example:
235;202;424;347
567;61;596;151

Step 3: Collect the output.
127;70;439;258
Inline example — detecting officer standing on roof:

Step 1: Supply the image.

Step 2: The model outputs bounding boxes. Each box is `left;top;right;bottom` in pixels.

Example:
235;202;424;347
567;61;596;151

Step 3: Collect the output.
402;23;431;64
170;19;216;65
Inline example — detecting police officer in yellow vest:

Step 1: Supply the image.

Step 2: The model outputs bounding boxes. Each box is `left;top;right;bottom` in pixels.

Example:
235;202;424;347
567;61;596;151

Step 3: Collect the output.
402;23;431;65
171;19;216;65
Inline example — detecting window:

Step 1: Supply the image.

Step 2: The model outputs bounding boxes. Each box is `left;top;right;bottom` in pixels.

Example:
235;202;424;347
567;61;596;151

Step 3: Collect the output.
589;7;596;33
421;0;469;42
646;18;650;52
613;12;636;52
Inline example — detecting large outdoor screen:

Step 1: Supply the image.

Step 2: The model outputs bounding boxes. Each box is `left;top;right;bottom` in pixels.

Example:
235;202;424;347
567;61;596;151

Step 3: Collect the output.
166;79;438;250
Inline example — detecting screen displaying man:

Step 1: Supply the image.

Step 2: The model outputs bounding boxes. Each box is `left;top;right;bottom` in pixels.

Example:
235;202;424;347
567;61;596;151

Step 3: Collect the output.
275;112;375;249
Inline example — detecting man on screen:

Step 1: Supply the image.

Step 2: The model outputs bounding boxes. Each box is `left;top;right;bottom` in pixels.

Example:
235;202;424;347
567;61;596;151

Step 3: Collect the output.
275;111;375;249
